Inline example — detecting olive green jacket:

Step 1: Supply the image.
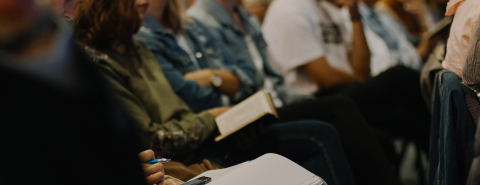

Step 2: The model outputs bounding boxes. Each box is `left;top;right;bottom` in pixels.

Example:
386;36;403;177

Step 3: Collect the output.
82;42;217;159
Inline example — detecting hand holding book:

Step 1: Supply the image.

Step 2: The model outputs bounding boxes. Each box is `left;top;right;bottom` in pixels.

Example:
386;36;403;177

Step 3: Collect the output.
233;122;266;151
214;91;279;142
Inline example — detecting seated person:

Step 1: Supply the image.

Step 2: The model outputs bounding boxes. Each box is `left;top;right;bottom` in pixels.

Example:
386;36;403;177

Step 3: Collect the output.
375;0;425;44
0;1;163;185
188;1;429;181
134;0;257;113
350;0;433;73
260;0;431;137
73;0;357;184
140;0;402;184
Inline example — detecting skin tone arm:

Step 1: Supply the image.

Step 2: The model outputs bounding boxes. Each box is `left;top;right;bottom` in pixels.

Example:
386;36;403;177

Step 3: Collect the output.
361;0;437;60
138;150;165;185
207;106;231;116
347;0;371;78
302;0;370;89
183;69;241;96
302;57;363;89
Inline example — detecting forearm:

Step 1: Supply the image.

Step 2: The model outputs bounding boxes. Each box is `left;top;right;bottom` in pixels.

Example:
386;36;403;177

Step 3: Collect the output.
349;20;371;79
302;57;361;89
416;38;433;59
212;69;241;95
311;68;361;89
175;80;224;112
150;111;217;158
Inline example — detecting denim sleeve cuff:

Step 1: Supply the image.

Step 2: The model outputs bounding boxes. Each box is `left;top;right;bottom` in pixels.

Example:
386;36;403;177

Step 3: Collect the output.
224;65;255;102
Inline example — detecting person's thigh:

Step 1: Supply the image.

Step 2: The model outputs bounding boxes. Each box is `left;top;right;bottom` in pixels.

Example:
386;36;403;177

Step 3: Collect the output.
228;120;355;185
337;66;430;140
277;97;401;185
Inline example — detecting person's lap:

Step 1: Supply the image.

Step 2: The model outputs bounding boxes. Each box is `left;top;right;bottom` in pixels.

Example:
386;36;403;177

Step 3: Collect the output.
277;96;402;185
194;120;355;185
317;66;431;146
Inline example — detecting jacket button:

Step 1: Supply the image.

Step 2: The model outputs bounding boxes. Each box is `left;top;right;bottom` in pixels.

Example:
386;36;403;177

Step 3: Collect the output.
195;52;203;58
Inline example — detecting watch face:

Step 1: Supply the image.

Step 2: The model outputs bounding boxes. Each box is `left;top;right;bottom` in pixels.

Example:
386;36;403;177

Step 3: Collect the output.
213;75;223;87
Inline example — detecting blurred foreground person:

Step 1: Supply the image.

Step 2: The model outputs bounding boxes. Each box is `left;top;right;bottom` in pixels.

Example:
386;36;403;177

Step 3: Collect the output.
75;0;357;184
0;0;152;184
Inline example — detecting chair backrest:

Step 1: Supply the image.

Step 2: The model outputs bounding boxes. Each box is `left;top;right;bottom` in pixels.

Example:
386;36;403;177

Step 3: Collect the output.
429;71;478;185
466;116;480;185
463;14;480;185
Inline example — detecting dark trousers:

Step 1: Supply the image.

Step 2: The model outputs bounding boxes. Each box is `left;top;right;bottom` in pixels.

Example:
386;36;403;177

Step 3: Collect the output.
195;120;355;185
318;66;431;148
277;96;402;185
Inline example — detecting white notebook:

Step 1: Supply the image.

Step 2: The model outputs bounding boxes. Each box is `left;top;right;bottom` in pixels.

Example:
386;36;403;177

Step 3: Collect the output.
187;153;325;185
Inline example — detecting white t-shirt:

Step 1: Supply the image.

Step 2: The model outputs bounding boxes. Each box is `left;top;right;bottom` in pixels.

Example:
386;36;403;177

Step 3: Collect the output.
262;0;353;94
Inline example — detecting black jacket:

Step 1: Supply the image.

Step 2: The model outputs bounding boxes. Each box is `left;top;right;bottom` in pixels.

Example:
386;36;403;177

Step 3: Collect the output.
0;43;147;185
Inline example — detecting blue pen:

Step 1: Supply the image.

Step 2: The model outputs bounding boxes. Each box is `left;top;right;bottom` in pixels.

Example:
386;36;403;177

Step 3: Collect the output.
147;158;171;164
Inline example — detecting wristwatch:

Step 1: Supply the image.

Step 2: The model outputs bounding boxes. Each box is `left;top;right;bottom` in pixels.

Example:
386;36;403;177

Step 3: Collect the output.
211;71;223;88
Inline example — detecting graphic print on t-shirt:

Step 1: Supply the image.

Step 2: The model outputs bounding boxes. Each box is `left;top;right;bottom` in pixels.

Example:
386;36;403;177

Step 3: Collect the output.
320;22;342;44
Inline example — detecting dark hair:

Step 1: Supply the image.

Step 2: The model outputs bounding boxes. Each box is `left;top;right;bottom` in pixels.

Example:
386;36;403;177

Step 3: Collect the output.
74;0;141;49
163;0;185;34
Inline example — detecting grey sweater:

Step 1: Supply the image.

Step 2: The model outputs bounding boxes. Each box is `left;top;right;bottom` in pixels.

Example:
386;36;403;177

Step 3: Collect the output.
463;14;480;185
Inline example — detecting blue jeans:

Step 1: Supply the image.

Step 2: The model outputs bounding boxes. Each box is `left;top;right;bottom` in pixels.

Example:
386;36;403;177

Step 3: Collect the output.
429;71;477;185
195;120;355;185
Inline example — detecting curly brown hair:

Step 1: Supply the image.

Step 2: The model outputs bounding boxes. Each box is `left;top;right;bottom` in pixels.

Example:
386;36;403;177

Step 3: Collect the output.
74;0;141;49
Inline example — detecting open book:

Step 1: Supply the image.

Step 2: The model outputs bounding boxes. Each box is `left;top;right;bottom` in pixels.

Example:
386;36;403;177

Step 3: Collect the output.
215;90;278;142
186;153;325;185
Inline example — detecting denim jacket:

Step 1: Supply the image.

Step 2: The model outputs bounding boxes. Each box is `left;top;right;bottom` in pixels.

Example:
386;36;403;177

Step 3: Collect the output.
188;0;311;105
135;14;256;113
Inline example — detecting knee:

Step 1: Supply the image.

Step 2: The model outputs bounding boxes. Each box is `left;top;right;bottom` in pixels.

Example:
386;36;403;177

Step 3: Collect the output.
266;120;341;141
319;96;359;113
386;66;420;81
291;120;341;141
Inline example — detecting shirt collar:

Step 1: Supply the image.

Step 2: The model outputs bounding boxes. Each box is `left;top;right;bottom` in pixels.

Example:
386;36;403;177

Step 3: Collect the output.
142;14;171;35
445;0;465;16
200;0;235;27
200;0;254;33
358;2;373;17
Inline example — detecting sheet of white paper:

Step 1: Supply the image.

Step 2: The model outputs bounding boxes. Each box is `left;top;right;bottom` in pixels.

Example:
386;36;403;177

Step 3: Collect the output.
187;161;250;182
204;153;322;185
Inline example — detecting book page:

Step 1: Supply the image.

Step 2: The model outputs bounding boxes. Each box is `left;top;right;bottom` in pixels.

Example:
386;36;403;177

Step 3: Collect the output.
208;153;322;185
187;161;250;182
215;91;273;136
